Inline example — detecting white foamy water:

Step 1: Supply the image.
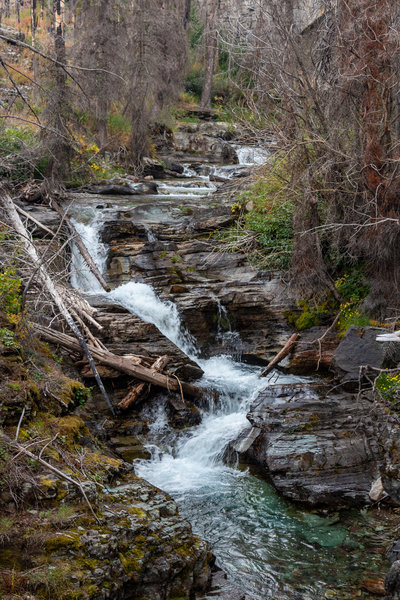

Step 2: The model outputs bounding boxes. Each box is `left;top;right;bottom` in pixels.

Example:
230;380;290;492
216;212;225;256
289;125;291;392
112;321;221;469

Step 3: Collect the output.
235;145;270;166
70;217;108;293
109;281;198;357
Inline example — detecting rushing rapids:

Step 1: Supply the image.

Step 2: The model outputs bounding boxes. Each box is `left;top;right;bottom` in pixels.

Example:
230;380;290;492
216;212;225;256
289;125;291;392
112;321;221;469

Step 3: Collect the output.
69;149;390;599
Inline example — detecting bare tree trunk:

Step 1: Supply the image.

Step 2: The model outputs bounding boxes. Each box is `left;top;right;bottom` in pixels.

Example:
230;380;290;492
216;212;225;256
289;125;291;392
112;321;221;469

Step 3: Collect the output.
184;0;191;28
200;0;219;109
45;0;70;183
31;0;39;103
1;188;115;416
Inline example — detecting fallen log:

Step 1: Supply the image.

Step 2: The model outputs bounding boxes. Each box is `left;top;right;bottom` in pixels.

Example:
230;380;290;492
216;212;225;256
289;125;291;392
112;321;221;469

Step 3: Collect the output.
50;198;111;292
1;188;114;416
118;382;149;410
259;333;300;378
34;324;211;400
118;355;170;410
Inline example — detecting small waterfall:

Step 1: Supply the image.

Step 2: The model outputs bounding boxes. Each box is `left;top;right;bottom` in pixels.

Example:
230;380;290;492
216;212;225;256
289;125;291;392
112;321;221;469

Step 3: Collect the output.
235;145;270;166
215;298;243;360
70;217;108;293
109;281;198;358
143;224;157;242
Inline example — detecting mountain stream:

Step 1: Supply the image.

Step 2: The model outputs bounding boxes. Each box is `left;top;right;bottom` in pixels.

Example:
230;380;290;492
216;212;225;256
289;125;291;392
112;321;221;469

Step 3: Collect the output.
69;148;389;600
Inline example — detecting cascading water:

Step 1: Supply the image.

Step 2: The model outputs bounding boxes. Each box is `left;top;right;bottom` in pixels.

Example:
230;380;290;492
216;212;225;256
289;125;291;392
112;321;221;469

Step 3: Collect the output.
235;145;271;166
69;159;388;600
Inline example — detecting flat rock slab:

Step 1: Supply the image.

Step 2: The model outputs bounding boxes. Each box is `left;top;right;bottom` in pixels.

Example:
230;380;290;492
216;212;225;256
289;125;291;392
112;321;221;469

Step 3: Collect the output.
228;383;385;507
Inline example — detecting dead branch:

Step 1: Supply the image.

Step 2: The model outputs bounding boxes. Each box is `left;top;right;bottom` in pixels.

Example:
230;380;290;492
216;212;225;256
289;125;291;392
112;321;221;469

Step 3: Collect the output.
1;188;115;416
50;198;111;292
11;442;100;524
15;205;55;236
259;333;300;377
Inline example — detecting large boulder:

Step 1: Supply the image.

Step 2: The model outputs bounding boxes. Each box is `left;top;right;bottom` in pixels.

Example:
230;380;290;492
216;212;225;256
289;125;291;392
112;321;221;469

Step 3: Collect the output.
332;326;400;384
226;383;385;507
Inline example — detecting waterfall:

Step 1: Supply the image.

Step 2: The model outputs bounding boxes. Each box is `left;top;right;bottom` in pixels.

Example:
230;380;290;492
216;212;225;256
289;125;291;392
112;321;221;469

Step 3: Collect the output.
70;217;108;293
235;145;270;166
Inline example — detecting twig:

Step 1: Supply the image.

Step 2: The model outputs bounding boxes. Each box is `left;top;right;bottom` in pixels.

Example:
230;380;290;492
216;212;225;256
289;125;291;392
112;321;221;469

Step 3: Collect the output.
12;442;101;524
316;311;341;371
15;407;26;442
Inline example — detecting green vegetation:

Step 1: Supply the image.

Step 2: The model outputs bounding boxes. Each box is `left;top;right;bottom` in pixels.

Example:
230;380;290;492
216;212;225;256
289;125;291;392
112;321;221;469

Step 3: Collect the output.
218;159;294;269
376;372;400;402
337;302;370;335
0;328;21;350
335;267;370;303
0;264;22;323
73;384;92;406
286;300;331;331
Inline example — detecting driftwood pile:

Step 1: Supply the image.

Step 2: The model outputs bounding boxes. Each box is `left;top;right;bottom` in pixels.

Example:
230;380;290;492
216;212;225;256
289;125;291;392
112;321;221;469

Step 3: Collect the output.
1;186;210;415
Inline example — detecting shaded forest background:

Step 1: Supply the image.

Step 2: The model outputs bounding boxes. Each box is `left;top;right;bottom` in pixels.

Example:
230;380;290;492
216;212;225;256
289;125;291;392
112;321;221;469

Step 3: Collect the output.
1;0;400;320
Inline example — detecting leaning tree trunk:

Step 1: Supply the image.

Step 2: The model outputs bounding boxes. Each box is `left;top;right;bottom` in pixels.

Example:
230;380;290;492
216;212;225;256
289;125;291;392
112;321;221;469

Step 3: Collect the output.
1;188;115;415
200;0;219;110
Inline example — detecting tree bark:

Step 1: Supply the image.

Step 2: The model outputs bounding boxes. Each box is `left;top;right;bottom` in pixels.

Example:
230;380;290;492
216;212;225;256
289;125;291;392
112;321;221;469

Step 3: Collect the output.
200;0;219;109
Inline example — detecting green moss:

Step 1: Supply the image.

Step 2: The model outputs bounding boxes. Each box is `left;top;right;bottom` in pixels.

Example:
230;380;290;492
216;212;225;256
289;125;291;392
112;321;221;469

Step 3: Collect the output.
45;532;82;553
286;299;331;331
177;205;193;216
119;547;145;576
7;382;21;391
28;382;41;402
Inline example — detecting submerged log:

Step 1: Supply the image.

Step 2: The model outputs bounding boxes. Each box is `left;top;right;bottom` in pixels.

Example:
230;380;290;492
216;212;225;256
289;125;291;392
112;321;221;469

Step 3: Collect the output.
259;333;300;377
34;324;211;400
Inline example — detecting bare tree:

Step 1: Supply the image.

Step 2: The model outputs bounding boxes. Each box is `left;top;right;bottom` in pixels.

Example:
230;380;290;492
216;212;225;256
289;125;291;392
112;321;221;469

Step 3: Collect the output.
72;0;128;150
223;0;400;315
199;0;219;109
127;0;188;168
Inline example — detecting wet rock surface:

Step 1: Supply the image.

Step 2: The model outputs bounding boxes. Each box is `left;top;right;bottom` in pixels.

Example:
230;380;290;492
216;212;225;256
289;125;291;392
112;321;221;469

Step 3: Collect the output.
160;121;244;164
40;472;213;600
102;215;295;363
226;383;386;506
0;330;213;600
